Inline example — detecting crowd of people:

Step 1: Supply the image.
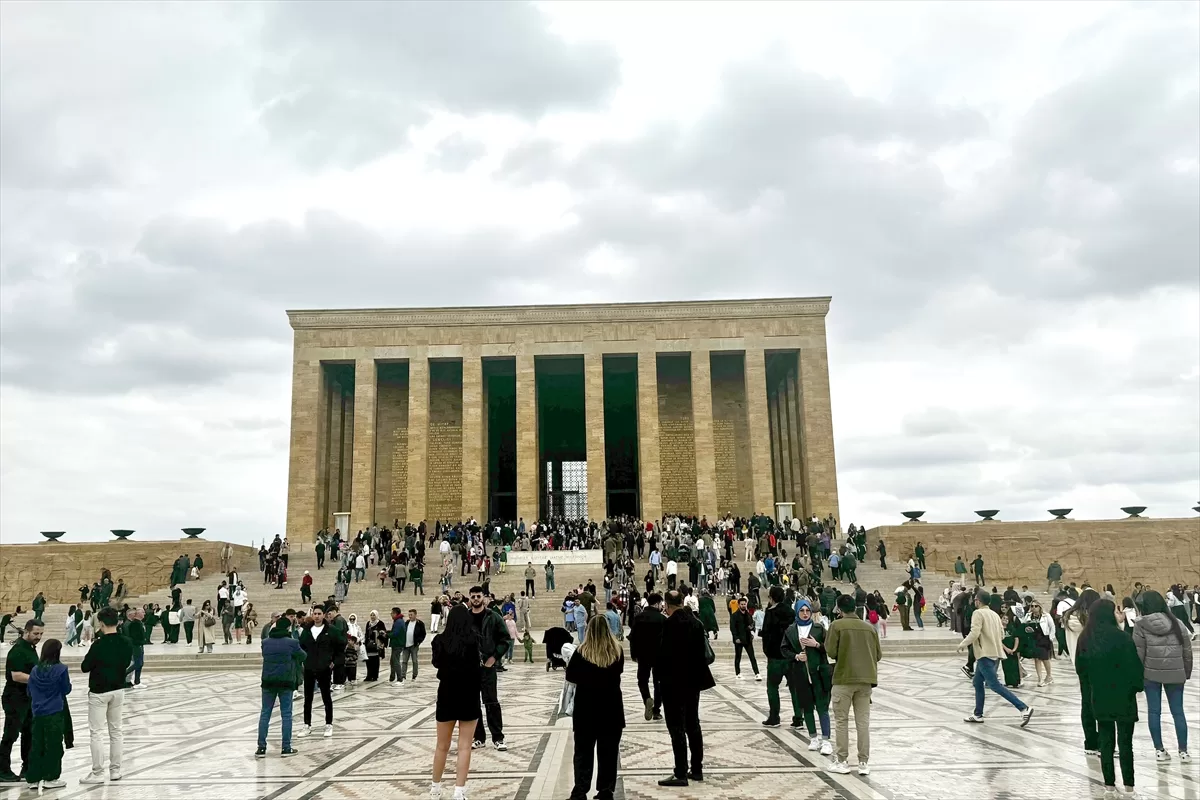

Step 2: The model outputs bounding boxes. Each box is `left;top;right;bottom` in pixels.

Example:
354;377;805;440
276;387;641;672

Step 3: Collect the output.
3;512;1198;800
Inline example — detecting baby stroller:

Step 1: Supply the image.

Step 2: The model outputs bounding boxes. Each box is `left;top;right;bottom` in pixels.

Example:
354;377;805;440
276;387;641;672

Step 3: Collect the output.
933;599;951;627
543;626;573;672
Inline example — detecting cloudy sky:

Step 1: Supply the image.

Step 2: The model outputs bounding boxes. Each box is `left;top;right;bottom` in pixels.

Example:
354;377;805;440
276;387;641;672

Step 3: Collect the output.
1;1;1197;545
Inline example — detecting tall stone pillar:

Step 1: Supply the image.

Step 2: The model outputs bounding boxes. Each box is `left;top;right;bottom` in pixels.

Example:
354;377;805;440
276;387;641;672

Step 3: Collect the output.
350;357;377;532
285;358;323;542
516;354;539;526
691;351;718;521
637;350;662;524
584;352;607;523
406;352;429;525
461;352;485;523
784;368;807;518
743;347;776;514
799;346;840;523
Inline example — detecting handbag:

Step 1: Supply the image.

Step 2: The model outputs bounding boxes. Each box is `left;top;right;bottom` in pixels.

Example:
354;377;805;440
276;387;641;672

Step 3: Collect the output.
703;636;716;666
203;614;216;628
168;610;180;625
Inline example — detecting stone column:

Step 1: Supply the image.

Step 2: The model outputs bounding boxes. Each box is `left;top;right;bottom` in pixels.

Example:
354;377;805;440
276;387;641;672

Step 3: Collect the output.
349;357;377;532
406;351;429;525
799;346;840;523
743;347;776;514
767;378;783;503
584;352;607;523
516;354;539;525
784;368;807;518
691;351;718;521
461;352;485;523
637;350;662;524
285;358;323;542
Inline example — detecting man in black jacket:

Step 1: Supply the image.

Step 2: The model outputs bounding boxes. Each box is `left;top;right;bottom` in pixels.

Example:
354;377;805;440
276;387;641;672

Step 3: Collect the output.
299;605;344;739
398;608;427;681
469;585;512;751
657;591;715;788
761;586;801;728
80;608;132;783
729;598;761;681
629;592;666;721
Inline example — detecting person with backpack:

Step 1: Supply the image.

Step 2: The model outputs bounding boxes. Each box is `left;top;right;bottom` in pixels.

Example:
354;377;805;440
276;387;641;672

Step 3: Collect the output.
257;618;304;758
1132;590;1192;764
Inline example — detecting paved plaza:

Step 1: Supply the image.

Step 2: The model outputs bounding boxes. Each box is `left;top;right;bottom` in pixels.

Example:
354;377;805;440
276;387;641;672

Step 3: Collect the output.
3;652;1198;800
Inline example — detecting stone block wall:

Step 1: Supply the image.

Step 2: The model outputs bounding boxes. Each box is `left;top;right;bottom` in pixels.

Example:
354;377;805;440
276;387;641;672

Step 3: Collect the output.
657;355;698;516
426;362;463;524
868;517;1200;593
712;354;752;516
373;371;409;526
0;540;259;608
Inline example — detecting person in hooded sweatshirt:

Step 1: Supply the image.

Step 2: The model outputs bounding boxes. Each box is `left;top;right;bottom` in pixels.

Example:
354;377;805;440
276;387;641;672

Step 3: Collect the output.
1132;590;1193;764
26;638;71;791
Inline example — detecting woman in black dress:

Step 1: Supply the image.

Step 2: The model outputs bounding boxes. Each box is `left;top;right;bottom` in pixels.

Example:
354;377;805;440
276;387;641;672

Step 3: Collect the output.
567;614;626;800
430;605;481;800
362;611;387;682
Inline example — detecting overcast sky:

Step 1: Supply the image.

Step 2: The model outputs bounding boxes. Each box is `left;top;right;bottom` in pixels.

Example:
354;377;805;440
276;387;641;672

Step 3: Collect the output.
1;1;1197;545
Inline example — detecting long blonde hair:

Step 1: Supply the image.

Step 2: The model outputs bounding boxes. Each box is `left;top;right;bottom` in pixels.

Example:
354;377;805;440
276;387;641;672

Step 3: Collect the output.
578;614;621;668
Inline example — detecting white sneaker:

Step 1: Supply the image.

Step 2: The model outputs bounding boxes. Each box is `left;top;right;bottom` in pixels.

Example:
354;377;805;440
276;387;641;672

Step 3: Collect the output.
41;779;67;789
820;740;834;756
298;725;312;737
79;773;106;785
735;673;743;681
826;760;852;774
857;762;870;776
1103;789;1119;800
493;740;507;751
964;715;985;724
429;782;443;799
1155;750;1170;762
807;737;822;752
1180;751;1192;762
109;769;122;781
754;674;762;682
452;787;468;800
324;724;333;738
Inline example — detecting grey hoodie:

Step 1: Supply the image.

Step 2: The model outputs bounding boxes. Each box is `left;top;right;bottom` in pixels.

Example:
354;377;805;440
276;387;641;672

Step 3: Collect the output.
1132;612;1193;685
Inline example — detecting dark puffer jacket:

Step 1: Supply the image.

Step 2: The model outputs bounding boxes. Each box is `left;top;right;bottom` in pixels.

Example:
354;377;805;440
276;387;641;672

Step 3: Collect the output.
1132;612;1193;685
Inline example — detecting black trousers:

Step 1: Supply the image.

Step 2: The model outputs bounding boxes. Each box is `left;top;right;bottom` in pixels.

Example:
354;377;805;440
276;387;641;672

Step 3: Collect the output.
474;666;504;744
0;694;32;776
184;621;194;644
663;690;703;778
734;639;759;676
637;660;662;714
1079;675;1100;751
525;579;535;597
571;727;621;800
1098;719;1135;788
365;656;380;681
333;658;346;686
303;669;333;726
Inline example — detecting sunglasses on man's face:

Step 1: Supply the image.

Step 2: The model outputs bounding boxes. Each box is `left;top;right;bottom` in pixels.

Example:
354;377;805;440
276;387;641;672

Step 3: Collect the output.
470;595;483;600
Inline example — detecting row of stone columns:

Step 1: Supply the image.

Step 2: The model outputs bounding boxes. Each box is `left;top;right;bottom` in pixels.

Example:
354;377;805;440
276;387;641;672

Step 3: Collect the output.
287;347;837;538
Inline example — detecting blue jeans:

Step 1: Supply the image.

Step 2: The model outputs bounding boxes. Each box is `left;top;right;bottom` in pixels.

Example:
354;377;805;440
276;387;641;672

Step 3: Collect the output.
1145;680;1188;752
131;649;144;685
258;688;294;749
973;657;1026;717
913;607;924;629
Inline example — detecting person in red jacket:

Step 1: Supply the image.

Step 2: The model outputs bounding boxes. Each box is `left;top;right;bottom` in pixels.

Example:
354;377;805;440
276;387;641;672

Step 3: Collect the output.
301;572;313;605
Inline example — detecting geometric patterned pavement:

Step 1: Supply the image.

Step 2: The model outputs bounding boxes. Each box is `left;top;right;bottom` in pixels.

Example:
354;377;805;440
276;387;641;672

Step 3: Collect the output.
2;653;1197;800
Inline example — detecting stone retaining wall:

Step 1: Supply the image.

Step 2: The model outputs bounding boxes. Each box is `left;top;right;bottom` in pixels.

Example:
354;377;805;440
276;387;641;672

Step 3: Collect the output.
0;540;260;608
867;517;1200;593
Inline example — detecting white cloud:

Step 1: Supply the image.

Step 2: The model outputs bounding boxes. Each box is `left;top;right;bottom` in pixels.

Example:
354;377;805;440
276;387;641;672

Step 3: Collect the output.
1;1;1197;544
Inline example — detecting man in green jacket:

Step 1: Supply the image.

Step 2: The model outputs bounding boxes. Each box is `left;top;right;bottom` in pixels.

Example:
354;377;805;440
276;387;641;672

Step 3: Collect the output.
823;594;881;776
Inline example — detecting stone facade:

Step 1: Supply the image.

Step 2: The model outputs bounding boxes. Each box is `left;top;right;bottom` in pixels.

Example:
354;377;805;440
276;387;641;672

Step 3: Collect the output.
285;298;840;540
869;517;1200;592
0;540;259;608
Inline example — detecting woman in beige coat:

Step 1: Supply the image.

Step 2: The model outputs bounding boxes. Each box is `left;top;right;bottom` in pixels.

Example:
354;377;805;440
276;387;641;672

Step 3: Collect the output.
196;600;216;654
